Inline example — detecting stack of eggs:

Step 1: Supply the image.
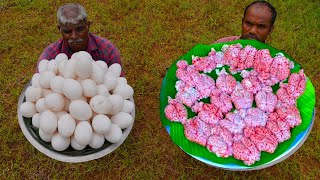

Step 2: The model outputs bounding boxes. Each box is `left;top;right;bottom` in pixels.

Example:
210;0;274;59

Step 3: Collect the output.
19;51;134;152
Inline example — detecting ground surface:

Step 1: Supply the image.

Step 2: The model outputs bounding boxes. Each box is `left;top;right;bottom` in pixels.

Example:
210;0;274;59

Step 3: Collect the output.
0;0;319;179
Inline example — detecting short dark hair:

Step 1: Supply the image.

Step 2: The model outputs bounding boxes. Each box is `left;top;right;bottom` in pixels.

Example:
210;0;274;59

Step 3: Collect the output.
244;1;277;26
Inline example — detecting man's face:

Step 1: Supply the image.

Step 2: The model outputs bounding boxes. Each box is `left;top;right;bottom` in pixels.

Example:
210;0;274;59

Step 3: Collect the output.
58;20;90;52
241;5;274;43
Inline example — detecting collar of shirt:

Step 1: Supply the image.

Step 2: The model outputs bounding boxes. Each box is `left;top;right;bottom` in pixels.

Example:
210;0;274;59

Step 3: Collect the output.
61;33;98;57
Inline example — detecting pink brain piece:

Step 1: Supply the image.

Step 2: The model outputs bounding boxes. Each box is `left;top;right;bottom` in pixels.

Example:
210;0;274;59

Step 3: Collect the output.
210;89;233;114
206;135;233;158
176;87;200;107
198;104;223;125
231;83;254;110
184;116;212;146
257;72;279;86
247;126;278;153
212;51;225;65
232;135;261;165
192;56;216;73
267;112;291;142
287;70;306;99
164;97;188;123
238;45;257;70
175;80;193;93
255;90;278;112
220;111;245;134
270;54;291;81
266;113;291;143
241;74;263;95
277;106;302;128
216;72;237;95
276;86;296;109
176;60;188;69
176;64;199;85
243;108;268;127
195;74;216;99
254;49;273;73
223;44;242;67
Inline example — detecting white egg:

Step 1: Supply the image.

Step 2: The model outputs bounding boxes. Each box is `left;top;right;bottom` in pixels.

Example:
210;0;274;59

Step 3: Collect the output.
45;93;65;112
42;88;53;98
108;94;124;115
91;62;105;84
89;132;105;149
39;110;57;134
103;75;117;91
20;102;37;118
75;51;93;79
92;114;111;134
96;84;110;97
55;111;68;119
35;98;47;113
95;60;108;72
112;84;134;100
39;71;55;89
81;79;97;97
58;59;67;75
71;52;78;59
55;53;68;64
71;135;86;150
104;124;122;143
51;133;70;151
47;60;59;74
32;113;40;128
106;63;122;78
110;112;133;129
121;100;135;114
74;121;93;146
38;59;49;73
39;129;53;142
31;73;41;87
58;113;76;137
117;77;127;85
63;79;82;100
89;95;112;114
25;86;42;102
63;58;77;79
69;100;92;120
50;76;65;94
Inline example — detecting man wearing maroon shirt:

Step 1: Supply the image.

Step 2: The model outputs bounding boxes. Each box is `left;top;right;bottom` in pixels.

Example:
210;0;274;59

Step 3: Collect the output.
38;3;123;75
215;1;277;44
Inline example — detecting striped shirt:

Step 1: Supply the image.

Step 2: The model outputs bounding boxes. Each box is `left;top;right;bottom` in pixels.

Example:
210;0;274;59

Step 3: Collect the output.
38;33;124;76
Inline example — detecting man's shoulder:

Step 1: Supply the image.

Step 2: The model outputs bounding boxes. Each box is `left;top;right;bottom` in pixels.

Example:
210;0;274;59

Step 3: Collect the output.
39;39;63;60
214;36;240;44
90;33;116;48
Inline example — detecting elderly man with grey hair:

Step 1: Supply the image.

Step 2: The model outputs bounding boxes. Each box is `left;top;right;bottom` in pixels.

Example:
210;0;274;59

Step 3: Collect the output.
38;3;123;76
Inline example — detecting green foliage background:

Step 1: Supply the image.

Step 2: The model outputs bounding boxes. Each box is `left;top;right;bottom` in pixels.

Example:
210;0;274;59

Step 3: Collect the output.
0;0;319;179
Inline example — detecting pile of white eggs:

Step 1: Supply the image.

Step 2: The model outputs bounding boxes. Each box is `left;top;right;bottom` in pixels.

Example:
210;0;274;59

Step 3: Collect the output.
19;51;134;152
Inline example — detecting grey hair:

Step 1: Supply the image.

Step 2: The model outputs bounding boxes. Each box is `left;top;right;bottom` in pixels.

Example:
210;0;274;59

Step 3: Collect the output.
57;3;87;24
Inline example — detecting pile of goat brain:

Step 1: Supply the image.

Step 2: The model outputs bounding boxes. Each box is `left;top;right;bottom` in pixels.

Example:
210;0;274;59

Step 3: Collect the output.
165;43;306;165
19;51;134;152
